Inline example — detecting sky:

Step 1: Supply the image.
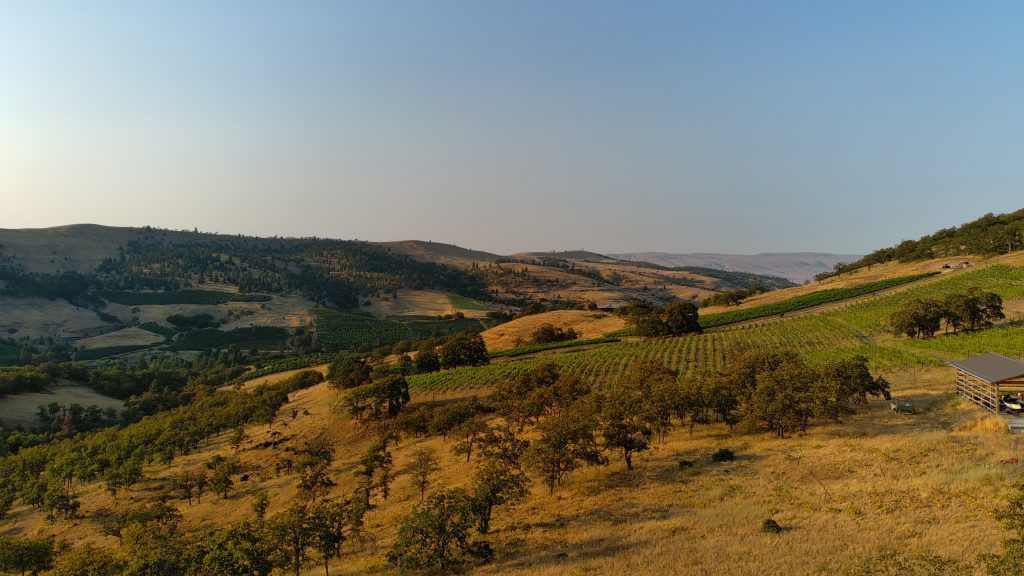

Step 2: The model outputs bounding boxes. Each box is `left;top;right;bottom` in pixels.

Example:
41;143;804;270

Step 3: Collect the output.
2;1;1023;255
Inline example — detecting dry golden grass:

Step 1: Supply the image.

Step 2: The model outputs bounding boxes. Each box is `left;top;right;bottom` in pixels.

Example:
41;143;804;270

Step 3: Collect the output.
364;289;497;319
6;366;1022;575
0;224;138;274
376;240;500;268
102;293;316;332
481;310;627;351
224;363;331;392
0;296;115;340
75;326;166;350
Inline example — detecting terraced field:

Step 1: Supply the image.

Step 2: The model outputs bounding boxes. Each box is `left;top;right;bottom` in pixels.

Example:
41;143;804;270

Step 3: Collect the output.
409;263;1024;392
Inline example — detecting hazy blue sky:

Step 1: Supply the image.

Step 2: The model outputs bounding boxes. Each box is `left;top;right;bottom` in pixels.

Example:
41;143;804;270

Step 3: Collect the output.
2;1;1022;254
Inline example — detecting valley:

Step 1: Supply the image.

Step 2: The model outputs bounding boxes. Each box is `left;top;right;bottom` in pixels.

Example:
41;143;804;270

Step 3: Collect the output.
3;210;1024;575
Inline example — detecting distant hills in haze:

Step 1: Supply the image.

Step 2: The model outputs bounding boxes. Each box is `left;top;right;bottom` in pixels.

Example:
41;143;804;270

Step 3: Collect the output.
609;252;864;284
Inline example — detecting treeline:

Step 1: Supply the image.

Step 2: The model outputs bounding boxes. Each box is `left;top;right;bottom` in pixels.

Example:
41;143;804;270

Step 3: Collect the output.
0;363;89;397
99;290;270;306
890;289;1004;339
701;283;769;308
823;209;1024;278
0;269;103;308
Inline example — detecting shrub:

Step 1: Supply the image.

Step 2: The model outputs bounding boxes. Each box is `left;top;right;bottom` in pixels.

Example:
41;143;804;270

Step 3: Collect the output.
761;518;783;534
711;448;735;462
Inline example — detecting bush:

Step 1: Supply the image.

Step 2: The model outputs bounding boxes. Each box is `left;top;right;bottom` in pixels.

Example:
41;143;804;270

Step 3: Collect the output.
760;518;782;534
711;448;735;462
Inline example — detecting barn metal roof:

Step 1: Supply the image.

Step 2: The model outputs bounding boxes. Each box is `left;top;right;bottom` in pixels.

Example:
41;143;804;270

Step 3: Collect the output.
950;353;1024;384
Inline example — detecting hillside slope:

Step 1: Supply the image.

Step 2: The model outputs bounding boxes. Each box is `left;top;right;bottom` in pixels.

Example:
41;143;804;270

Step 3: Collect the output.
611;252;863;283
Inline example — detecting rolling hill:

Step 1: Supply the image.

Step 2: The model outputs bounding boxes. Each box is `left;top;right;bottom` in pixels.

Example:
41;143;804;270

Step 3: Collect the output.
610;252;864;283
3;211;1024;575
0;225;791;362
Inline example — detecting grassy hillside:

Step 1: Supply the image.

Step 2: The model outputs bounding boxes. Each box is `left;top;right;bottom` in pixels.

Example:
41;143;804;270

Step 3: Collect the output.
481;309;627;351
410;261;1024;392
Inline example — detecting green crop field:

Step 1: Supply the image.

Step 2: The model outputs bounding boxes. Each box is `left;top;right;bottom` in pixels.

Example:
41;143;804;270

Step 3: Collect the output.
313;308;491;351
75;344;157;361
699;272;939;328
409;264;1024;392
137;322;177;338
100;290;271;306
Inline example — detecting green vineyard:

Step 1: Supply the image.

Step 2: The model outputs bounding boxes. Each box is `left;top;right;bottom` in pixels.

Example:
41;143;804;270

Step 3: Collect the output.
698;272;939;328
409;264;1024;392
137;322;177;338
313;308;492;351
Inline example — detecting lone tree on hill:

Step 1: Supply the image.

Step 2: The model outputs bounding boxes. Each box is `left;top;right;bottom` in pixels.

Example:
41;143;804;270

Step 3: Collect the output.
414;344;441;373
438;334;489;369
387;488;492;574
408;448;440;503
627;301;702;337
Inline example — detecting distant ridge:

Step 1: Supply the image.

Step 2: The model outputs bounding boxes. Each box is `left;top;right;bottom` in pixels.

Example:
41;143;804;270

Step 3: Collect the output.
610;252;863;284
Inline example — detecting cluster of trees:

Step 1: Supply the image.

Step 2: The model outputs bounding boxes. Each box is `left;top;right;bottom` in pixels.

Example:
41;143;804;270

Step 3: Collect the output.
0;369;324;528
0;534;57;575
619;301;702;337
701;283;768;308
0;363;88;397
381;350;888;570
15;489;366;576
821;209;1024;278
890;289;1004;339
35;402;121;434
0;340;894;575
529;323;579;345
0;268;103;308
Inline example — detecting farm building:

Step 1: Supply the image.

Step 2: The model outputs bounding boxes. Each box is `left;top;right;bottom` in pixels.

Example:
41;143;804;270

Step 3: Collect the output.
951;353;1024;414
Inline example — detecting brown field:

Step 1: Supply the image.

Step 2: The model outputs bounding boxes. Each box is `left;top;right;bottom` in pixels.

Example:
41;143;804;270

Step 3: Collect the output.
363;289;498;319
0;296;115;339
102;293;316;332
0;385;125;428
481;310;628;351
4;367;1022;575
0;224;139;274
75;326;167;350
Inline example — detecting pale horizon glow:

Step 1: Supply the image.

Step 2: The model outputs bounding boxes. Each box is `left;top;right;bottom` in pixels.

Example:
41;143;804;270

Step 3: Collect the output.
2;1;1023;255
